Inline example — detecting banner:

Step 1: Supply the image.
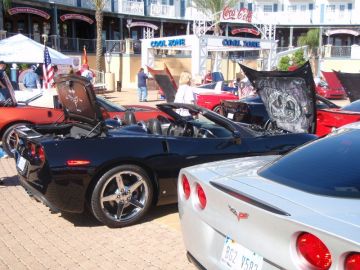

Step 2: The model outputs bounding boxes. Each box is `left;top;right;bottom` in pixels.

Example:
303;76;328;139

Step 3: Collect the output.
8;7;50;20
60;14;94;24
231;28;260;36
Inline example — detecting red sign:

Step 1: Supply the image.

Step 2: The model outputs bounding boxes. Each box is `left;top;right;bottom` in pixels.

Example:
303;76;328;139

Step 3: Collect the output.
129;22;158;30
231;28;260;36
8;7;50;20
60;14;94;24
221;6;252;23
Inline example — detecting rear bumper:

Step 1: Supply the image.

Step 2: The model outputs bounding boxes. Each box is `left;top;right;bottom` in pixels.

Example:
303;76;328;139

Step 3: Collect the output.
18;174;60;213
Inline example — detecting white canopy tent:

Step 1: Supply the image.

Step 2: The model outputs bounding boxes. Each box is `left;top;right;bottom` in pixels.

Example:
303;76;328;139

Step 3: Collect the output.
0;34;74;65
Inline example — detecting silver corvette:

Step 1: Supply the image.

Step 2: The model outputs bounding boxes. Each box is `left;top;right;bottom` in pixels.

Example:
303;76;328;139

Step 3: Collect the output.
178;122;360;270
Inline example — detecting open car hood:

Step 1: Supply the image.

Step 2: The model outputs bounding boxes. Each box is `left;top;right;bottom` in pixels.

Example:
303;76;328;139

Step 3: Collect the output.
55;75;104;126
0;71;16;106
147;65;177;102
240;62;316;133
334;71;360;102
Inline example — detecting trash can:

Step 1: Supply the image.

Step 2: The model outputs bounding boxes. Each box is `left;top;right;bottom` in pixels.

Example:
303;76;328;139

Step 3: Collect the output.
117;81;122;92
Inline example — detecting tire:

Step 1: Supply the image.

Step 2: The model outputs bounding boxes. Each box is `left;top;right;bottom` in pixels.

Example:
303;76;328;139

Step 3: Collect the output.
91;165;154;228
2;123;27;158
213;105;222;115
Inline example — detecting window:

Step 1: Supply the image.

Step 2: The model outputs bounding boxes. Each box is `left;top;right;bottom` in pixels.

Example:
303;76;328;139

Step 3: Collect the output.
259;130;360;198
326;4;335;12
339;5;345;11
287;5;297;12
263;5;273;12
300;5;306;11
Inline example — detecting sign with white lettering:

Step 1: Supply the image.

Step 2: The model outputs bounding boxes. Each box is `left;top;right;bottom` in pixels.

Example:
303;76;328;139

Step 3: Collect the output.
221;7;252;23
60;14;94;24
325;29;359;36
8;7;50;20
129;22;159;30
231;28;260;36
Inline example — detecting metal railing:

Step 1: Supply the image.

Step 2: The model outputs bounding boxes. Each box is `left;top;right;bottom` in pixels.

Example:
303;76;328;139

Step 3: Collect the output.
149;3;175;18
91;69;105;88
330;46;352;58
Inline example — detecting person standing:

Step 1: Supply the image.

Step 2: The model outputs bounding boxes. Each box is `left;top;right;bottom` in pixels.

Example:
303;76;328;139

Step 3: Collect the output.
23;65;40;89
174;71;195;116
137;68;148;102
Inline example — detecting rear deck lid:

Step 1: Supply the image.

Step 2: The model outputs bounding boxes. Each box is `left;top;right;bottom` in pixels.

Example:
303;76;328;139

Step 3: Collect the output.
55;75;103;126
240;62;316;133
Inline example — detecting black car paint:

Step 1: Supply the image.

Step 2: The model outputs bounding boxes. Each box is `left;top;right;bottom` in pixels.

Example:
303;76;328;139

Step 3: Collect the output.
15;76;317;217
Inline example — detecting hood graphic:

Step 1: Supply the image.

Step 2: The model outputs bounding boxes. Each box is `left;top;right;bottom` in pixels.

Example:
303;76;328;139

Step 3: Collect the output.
334;71;360;102
55;75;104;126
147;65;177;103
240;62;316;133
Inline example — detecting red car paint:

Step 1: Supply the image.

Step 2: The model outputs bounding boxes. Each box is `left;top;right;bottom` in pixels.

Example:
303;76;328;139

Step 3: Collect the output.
196;91;238;111
316;71;346;99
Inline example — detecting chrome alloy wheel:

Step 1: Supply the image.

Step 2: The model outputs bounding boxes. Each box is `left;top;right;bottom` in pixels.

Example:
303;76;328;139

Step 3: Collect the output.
99;170;149;222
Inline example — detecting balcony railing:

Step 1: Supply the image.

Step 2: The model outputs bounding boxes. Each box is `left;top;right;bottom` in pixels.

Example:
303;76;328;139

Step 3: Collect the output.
330;46;352;58
149;3;175;18
118;0;144;16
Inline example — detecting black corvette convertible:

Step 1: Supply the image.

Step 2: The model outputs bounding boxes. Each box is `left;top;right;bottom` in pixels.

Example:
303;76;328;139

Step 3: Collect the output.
14;75;316;228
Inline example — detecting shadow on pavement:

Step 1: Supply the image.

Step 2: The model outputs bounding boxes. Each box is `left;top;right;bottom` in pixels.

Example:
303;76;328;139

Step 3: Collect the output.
0;175;20;187
60;203;178;228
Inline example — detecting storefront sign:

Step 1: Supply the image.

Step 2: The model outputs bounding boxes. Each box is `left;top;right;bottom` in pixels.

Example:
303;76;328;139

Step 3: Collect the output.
222;39;260;48
221;7;252;23
60;14;94;24
231;28;260;36
8;7;50;20
129;22;158;30
325;29;359;36
151;38;185;47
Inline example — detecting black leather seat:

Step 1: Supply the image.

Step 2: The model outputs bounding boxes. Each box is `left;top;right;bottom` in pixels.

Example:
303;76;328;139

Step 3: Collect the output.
147;119;162;135
124;111;137;125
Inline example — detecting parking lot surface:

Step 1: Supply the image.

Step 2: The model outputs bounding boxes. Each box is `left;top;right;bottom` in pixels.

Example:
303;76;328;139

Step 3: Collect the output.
0;158;195;270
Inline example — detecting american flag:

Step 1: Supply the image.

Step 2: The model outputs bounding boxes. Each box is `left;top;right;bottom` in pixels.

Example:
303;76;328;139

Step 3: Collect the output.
43;46;54;89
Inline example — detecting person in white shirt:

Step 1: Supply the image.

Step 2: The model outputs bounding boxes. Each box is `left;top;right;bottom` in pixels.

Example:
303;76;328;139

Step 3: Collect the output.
174;71;195;116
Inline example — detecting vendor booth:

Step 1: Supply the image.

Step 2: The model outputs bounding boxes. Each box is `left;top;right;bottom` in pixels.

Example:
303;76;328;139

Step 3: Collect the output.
0;34;75;65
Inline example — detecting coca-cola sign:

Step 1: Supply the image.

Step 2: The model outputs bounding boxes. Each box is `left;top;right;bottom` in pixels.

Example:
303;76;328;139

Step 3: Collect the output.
221;6;252;23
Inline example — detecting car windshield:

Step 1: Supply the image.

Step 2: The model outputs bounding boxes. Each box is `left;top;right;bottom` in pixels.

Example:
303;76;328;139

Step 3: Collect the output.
259;129;360;198
341;100;360;112
96;96;126;112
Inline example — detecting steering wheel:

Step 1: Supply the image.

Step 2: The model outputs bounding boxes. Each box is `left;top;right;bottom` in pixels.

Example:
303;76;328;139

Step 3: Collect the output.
198;128;216;138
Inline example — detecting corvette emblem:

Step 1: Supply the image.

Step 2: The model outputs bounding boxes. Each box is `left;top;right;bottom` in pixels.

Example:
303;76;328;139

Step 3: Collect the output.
228;204;249;221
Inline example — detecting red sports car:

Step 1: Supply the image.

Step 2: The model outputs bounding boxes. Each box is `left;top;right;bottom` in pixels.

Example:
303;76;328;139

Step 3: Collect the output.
315;71;346;99
0;84;165;157
195;91;239;113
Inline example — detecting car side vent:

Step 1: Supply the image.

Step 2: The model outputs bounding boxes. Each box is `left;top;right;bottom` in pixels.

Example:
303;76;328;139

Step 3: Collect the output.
210;181;291;216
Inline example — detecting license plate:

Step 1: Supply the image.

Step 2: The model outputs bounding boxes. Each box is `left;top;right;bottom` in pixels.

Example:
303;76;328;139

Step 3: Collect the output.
17;156;27;171
227;113;234;119
220;237;263;270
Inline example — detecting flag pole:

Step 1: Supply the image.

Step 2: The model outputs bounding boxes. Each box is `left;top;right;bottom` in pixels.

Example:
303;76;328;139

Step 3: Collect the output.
42;34;48;89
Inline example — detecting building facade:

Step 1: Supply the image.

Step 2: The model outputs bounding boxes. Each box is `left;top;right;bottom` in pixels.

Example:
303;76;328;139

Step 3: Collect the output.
1;0;359;54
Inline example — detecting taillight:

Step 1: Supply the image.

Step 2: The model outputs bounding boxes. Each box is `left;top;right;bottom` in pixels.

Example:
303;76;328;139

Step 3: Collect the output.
296;232;332;270
38;146;45;163
345;253;360;270
196;184;207;209
66;160;91;166
182;175;190;200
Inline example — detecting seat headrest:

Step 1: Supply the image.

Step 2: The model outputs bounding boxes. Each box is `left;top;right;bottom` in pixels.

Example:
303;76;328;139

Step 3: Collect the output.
147;118;162;135
124;111;137;125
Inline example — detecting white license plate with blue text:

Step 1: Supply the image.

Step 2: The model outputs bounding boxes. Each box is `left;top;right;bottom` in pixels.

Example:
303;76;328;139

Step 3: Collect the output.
17;156;27;171
220;237;263;270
